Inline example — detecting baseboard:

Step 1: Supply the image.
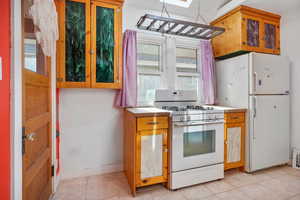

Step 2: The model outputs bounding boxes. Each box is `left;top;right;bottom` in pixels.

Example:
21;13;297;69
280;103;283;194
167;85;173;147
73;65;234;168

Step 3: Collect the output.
60;163;123;180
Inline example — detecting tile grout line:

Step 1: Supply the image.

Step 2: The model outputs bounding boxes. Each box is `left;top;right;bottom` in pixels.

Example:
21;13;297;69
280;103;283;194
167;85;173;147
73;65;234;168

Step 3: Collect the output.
84;177;89;200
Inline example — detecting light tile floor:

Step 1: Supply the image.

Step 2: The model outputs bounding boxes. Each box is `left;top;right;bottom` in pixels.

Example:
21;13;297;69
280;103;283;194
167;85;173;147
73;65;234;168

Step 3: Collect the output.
53;166;300;200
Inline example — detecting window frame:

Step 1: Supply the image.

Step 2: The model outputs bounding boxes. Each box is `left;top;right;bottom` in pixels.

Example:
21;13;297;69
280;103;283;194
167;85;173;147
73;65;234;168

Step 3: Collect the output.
137;34;166;106
136;35;202;106
175;39;201;94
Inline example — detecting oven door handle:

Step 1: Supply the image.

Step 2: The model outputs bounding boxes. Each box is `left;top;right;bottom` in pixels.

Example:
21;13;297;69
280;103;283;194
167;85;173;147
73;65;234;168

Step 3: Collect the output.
174;121;224;127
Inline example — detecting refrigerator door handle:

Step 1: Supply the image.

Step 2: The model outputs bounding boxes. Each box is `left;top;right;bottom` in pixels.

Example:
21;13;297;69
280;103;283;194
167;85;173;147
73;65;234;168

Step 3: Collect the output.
253;97;257;118
253;72;257;92
252;96;257;140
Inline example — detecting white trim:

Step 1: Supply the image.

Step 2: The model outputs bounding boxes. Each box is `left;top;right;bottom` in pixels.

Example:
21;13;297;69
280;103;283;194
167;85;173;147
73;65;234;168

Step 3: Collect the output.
51;45;59;192
11;0;23;199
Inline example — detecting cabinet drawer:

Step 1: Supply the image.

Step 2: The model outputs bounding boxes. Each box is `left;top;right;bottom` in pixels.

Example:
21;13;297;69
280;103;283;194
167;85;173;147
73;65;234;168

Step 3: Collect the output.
137;117;168;131
225;113;245;123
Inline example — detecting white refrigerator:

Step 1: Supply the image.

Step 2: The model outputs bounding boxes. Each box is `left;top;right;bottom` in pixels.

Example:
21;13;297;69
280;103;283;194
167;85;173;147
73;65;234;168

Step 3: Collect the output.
216;52;290;172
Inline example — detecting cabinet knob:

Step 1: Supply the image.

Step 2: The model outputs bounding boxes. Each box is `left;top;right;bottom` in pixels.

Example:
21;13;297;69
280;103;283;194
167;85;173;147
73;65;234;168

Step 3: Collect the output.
142;180;148;184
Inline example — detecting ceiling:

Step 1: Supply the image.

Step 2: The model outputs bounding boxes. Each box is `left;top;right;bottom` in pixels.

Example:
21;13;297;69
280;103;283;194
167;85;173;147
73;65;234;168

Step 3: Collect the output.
125;0;227;23
125;0;300;23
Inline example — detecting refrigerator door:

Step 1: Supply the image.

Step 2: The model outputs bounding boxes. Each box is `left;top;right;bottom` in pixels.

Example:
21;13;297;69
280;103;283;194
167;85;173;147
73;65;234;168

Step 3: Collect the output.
216;54;249;108
249;95;290;172
249;53;290;95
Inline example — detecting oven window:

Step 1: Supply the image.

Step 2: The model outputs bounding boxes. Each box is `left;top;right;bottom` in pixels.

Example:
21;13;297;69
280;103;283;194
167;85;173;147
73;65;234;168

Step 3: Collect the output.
183;130;216;157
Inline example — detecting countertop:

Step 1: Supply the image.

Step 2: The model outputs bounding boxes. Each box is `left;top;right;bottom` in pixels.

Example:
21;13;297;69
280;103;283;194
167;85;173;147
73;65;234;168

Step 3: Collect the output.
126;107;171;116
212;106;247;113
126;106;247;115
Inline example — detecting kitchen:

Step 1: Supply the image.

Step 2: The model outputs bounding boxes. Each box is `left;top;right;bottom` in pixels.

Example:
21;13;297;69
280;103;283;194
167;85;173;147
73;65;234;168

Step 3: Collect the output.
4;0;300;199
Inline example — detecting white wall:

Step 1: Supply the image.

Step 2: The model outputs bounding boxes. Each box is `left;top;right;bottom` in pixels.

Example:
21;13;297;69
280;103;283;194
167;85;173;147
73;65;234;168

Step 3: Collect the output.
60;89;124;179
281;7;300;150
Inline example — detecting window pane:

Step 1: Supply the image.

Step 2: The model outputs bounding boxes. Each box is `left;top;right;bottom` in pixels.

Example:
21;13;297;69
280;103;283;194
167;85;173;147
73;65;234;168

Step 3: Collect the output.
264;23;276;49
138;74;161;105
24;39;37;72
176;47;197;73
247;19;259;47
65;0;86;82
96;6;115;83
177;76;198;91
137;43;160;72
23;0;47;76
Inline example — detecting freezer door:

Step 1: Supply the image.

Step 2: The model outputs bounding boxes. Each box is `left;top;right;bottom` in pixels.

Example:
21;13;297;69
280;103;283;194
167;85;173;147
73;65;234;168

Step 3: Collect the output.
249;53;290;95
216;54;249;108
249;95;290;172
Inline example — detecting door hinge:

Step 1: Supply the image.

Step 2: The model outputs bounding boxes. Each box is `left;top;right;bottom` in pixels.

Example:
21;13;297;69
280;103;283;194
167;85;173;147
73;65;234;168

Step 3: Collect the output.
51;165;55;177
22;127;26;155
56;131;60;138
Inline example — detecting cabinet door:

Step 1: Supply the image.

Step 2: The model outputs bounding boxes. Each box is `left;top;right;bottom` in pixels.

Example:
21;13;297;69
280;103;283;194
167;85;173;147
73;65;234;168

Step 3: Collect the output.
136;129;168;187
56;0;91;88
224;123;245;170
91;1;122;89
242;16;263;51
262;20;280;54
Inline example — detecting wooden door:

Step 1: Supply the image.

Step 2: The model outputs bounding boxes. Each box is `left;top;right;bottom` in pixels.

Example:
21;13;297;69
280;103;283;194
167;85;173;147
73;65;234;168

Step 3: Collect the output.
56;0;91;88
262;19;280;54
22;0;53;199
224;123;245;170
91;1;122;89
242;15;263;52
136;129;168;187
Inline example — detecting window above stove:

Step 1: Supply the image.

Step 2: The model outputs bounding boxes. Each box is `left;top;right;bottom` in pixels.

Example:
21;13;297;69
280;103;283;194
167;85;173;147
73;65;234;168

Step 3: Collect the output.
137;34;201;106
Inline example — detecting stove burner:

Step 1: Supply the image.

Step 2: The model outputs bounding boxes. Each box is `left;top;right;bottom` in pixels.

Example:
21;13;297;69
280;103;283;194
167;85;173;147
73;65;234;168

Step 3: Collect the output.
187;105;214;111
162;105;214;111
162;106;187;111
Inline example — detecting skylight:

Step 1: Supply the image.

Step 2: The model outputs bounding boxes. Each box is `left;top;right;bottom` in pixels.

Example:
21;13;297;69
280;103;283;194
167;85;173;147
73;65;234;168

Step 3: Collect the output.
160;0;193;8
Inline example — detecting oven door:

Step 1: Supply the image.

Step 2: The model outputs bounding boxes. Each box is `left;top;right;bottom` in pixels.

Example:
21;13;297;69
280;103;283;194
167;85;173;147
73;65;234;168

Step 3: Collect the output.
172;122;224;172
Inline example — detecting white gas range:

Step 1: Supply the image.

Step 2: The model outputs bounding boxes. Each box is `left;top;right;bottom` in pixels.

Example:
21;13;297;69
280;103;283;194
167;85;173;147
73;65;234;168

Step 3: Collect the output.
155;90;225;189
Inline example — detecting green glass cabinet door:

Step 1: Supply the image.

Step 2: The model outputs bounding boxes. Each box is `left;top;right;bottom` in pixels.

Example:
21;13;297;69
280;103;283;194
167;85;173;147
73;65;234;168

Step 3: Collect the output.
91;1;122;89
57;0;91;88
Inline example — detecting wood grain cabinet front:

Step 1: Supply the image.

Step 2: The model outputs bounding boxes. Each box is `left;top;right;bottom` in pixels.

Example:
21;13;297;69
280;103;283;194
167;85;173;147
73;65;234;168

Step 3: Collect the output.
224;112;246;171
211;6;280;59
124;111;170;196
55;0;123;88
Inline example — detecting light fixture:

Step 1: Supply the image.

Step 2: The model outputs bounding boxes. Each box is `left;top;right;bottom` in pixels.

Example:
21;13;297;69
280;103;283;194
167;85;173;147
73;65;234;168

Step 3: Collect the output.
160;0;193;8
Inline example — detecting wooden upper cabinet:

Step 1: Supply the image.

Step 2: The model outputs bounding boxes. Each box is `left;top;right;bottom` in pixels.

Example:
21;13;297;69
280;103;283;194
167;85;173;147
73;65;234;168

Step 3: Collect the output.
211;6;281;59
56;0;123;88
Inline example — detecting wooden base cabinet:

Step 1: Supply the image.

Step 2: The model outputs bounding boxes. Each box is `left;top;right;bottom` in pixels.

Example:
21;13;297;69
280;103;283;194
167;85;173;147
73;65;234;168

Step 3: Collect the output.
211;6;281;59
124;111;169;196
224;112;246;171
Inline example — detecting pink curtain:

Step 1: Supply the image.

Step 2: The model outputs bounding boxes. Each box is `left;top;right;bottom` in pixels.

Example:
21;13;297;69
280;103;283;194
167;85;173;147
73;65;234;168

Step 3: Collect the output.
199;40;217;105
115;30;137;107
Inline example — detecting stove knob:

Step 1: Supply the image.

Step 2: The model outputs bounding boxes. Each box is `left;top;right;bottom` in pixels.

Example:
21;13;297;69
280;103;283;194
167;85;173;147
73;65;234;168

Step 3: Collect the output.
187;116;191;121
180;116;185;121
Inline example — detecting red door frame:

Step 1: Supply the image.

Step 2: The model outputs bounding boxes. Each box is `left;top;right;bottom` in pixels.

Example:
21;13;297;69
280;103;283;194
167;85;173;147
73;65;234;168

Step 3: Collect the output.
0;0;11;199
